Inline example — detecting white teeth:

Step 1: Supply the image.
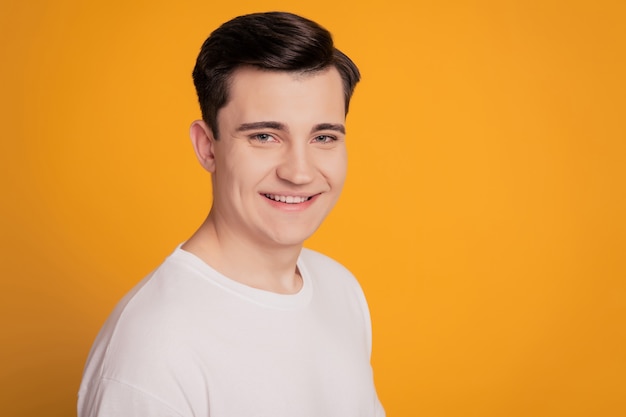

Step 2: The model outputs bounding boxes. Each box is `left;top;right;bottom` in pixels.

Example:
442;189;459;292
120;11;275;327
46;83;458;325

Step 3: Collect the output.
264;194;310;204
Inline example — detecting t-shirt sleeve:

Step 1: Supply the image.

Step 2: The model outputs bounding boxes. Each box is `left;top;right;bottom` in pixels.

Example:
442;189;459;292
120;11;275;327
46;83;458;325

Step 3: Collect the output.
79;378;186;417
375;394;386;417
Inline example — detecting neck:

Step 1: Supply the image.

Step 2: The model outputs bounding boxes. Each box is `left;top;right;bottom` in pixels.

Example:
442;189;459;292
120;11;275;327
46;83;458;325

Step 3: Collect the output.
182;213;303;294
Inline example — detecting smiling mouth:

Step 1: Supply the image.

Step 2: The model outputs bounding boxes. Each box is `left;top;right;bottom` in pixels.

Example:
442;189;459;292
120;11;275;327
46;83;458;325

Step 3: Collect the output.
263;194;313;204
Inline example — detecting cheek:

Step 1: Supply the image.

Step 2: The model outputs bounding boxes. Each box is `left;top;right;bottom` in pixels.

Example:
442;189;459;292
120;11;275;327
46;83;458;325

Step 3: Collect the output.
220;148;273;182
322;153;348;186
236;155;278;183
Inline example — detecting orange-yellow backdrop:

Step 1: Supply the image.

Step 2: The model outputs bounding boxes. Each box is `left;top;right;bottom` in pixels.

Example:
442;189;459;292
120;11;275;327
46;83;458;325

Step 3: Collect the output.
1;1;625;416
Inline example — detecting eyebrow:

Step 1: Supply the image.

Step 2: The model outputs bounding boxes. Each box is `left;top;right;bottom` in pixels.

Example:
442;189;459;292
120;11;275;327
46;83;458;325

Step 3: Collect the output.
313;123;346;135
236;121;287;132
236;121;345;135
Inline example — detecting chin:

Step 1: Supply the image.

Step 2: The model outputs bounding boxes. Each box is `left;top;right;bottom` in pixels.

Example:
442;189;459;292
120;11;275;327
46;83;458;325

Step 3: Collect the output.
269;234;313;248
264;227;319;248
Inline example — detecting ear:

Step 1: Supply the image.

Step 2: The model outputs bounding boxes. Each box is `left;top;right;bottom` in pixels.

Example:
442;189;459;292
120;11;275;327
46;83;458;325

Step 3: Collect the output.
190;120;217;173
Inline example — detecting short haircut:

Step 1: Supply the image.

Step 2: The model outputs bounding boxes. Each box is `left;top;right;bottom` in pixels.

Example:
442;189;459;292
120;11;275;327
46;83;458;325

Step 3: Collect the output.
192;11;361;138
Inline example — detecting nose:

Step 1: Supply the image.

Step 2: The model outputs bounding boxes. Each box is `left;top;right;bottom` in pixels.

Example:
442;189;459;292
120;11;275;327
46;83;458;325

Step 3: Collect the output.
276;143;315;185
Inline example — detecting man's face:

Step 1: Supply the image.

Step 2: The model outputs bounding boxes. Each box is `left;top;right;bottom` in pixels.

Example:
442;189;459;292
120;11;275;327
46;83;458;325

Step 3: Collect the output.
205;66;348;248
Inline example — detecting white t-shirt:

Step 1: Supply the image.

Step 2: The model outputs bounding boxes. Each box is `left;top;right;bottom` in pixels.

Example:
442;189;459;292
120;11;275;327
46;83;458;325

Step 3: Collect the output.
78;247;385;417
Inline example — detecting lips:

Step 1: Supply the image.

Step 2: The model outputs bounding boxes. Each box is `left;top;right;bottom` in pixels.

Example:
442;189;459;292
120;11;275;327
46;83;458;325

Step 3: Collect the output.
263;193;312;204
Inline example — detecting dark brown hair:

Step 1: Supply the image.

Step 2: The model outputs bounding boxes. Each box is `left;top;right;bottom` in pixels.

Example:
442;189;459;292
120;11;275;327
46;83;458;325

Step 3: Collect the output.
192;11;361;138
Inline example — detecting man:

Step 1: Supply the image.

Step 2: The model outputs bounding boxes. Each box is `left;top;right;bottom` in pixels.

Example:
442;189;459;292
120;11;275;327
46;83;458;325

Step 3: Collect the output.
78;11;384;417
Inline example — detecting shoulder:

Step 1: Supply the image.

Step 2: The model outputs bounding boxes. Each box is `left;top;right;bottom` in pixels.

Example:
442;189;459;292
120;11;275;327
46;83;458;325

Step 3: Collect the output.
299;248;374;351
299;248;365;296
80;250;214;414
299;248;353;276
82;249;217;371
97;248;222;343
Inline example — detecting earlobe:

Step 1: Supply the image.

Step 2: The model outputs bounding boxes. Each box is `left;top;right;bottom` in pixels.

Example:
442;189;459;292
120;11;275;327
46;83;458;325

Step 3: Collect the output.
189;120;216;172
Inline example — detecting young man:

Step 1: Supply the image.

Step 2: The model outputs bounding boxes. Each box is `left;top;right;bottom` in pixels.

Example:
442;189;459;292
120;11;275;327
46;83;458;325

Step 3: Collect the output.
78;11;384;417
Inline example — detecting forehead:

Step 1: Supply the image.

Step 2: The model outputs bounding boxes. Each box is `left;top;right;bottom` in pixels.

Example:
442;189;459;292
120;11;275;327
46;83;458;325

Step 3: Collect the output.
220;66;346;126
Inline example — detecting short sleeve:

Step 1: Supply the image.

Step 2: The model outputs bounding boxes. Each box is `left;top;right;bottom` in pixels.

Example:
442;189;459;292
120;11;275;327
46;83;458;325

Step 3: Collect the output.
79;378;186;417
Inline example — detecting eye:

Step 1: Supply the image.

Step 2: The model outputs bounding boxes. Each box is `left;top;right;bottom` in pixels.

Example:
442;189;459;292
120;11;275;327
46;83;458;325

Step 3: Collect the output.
312;135;336;144
250;133;276;143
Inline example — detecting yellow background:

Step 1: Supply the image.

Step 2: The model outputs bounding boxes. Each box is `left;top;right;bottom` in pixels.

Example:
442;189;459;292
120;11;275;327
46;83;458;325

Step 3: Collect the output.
1;0;625;416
